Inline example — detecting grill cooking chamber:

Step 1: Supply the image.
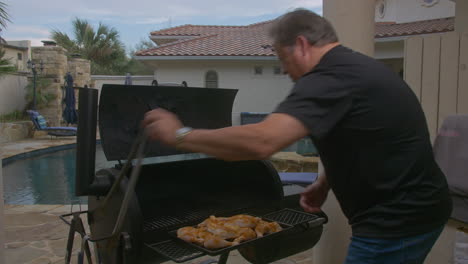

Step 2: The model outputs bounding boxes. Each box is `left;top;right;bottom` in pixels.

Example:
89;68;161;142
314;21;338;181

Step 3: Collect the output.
69;84;326;264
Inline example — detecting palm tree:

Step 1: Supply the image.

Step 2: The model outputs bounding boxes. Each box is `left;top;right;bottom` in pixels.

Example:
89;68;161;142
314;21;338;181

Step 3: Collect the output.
51;18;128;74
0;1;15;76
0;1;11;29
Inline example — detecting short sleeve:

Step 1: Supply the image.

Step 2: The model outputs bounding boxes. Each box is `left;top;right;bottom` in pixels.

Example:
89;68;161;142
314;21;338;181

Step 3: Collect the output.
274;72;353;139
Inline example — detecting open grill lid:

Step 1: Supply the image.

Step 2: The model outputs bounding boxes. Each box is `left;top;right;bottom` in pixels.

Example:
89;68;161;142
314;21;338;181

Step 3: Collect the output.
98;84;238;161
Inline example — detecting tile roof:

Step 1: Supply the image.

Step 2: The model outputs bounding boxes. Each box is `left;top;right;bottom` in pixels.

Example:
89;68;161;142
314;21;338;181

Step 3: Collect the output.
136;17;454;57
375;17;454;38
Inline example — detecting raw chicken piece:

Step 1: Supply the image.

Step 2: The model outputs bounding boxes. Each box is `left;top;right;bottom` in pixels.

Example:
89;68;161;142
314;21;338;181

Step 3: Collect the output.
255;220;282;237
226;214;261;228
198;228;234;249
232;227;257;244
177;226;204;245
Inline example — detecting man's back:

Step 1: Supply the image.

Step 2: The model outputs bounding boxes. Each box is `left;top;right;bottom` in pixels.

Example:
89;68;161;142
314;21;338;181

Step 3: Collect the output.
275;45;452;238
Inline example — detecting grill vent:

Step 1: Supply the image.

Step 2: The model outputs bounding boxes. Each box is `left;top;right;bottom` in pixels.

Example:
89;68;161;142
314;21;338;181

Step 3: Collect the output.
263;208;319;226
147;240;204;263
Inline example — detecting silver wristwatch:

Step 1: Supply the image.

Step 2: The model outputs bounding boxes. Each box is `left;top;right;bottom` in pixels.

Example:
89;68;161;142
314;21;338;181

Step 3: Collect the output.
175;127;193;146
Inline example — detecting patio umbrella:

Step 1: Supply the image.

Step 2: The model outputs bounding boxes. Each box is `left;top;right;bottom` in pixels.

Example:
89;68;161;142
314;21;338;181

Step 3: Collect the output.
62;72;78;125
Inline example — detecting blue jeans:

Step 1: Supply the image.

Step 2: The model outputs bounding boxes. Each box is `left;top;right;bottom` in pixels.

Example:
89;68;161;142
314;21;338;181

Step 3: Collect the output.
345;225;445;264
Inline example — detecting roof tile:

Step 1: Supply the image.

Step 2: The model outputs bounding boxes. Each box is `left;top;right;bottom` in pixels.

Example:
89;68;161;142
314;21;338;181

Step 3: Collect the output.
136;17;454;57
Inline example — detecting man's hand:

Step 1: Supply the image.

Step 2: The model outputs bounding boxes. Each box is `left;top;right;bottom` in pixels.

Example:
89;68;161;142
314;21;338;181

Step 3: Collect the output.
299;175;330;213
142;108;183;146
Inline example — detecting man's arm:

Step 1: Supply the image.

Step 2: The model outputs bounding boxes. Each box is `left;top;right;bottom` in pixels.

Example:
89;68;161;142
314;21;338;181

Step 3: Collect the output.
143;108;309;161
300;170;330;213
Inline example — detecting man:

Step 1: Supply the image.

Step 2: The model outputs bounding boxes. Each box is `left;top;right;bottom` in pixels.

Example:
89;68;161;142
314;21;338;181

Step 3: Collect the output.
143;9;452;264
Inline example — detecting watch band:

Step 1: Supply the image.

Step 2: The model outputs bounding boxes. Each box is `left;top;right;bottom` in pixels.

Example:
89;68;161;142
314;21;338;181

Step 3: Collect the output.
175;127;193;147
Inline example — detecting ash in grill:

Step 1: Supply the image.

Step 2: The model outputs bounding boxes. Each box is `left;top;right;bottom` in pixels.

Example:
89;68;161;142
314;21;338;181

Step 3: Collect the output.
61;84;327;264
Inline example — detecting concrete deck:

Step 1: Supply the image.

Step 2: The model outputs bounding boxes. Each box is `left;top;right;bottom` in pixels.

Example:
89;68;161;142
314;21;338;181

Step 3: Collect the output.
2;137;318;263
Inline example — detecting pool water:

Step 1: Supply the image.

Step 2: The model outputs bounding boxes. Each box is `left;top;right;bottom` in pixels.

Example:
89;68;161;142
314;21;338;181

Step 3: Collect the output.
3;145;212;205
3;145;114;204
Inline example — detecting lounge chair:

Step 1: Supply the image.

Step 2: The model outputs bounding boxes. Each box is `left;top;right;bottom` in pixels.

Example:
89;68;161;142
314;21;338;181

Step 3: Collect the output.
27;110;77;137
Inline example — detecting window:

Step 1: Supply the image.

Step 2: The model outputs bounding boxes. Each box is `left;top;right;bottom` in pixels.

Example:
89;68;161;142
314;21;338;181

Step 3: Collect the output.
205;70;218;88
254;66;263;75
17;53;22;60
421;0;439;7
273;66;282;75
376;0;386;18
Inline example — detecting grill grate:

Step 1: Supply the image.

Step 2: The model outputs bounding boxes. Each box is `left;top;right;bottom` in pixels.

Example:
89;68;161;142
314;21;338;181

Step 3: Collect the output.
262;208;319;226
143;207;238;232
146;240;204;263
142;199;257;232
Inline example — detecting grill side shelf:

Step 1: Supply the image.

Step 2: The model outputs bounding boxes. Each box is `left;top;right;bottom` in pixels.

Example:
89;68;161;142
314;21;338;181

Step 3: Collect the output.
146;240;205;263
262;208;327;227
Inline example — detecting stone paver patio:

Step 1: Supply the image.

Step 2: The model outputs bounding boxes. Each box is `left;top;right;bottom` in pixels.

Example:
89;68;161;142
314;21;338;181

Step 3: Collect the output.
4;204;315;263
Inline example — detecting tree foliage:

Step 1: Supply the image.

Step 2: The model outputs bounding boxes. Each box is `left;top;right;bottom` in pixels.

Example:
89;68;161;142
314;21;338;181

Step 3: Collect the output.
0;1;11;30
24;78;56;109
0;1;15;76
0;47;16;76
51;18;128;75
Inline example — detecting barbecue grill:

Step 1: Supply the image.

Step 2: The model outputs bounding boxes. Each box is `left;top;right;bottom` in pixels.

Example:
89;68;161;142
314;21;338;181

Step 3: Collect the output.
61;84;327;264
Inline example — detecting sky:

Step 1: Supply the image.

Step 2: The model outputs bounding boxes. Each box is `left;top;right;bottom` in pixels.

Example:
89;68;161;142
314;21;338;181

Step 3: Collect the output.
2;0;322;52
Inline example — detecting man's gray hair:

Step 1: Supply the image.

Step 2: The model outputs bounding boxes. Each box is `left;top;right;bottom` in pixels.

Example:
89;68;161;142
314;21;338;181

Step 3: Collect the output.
269;9;338;47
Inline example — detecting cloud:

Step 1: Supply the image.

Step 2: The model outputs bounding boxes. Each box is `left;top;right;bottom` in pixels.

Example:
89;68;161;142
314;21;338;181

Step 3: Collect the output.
134;17;171;25
7;37;45;47
5;25;50;37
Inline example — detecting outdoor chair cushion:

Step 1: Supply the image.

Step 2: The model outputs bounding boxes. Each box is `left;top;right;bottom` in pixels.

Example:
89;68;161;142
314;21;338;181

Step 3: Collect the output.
26;110;77;136
36;114;48;129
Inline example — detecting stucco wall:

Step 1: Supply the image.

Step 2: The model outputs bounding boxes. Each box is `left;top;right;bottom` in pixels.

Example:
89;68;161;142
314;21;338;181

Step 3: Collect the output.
150;60;293;125
3;41;31;72
0;73;28;115
376;0;455;23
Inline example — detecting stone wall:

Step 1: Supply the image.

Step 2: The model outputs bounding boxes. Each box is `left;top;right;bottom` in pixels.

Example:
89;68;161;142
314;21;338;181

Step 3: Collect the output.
0;121;33;143
68;58;91;87
30;47;90;127
31;47;67;127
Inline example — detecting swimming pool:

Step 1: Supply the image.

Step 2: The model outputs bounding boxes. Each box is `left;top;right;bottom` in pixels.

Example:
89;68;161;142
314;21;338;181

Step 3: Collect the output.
2;144;214;204
3;144;114;204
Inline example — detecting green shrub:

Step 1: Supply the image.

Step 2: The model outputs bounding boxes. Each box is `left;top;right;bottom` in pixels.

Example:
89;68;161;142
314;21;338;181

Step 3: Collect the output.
24;78;57;109
0;110;28;123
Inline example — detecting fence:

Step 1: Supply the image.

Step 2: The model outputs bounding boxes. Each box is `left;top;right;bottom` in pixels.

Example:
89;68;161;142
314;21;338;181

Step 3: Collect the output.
405;31;468;141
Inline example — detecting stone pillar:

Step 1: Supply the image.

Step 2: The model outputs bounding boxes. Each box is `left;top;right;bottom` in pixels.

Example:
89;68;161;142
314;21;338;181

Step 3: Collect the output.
455;0;468;33
323;0;376;56
0;147;5;264
312;1;376;264
68;58;91;87
68;58;91;109
31;46;68;126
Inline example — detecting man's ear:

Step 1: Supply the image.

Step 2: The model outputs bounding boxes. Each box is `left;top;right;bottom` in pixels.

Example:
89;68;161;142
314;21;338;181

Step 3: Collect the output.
295;35;310;57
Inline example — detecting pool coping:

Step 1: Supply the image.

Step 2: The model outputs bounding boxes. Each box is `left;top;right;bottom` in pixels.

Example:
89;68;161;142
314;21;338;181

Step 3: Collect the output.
2;139;102;167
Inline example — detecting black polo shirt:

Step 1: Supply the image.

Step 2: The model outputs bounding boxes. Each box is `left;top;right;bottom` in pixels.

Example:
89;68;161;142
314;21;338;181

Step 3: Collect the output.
275;45;452;238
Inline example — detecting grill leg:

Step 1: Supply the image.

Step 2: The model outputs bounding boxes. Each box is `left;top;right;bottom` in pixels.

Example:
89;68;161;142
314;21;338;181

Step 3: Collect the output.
218;253;229;264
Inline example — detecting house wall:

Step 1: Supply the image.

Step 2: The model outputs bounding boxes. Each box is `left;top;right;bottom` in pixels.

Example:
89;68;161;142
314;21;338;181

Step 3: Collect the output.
3;40;31;72
376;0;455;23
150;60;293;125
0;73;28;115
